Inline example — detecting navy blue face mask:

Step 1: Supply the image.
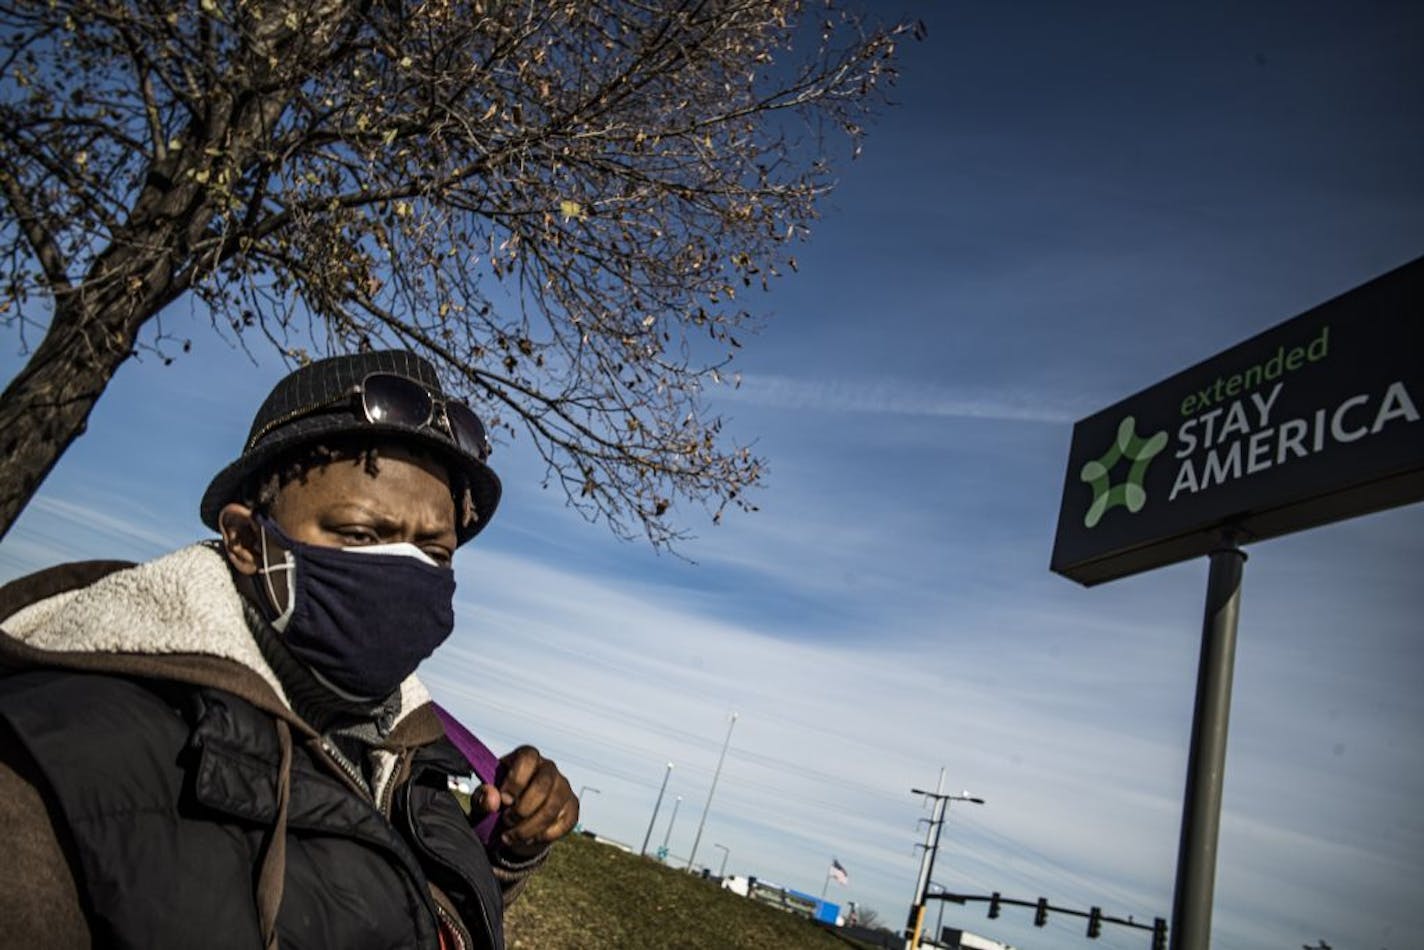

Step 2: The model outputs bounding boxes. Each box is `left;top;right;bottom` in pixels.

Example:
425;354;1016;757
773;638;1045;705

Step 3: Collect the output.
255;517;457;700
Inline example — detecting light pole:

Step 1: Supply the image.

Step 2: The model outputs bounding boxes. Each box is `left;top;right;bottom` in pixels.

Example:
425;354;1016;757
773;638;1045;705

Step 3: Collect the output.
687;711;738;871
640;762;674;856
712;843;730;878
659;795;683;857
927;883;949;947
906;777;985;950
573;786;599;832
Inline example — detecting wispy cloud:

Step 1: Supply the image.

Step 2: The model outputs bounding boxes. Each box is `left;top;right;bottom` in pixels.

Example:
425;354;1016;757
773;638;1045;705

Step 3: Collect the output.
0;494;190;579
715;373;1085;425
424;524;1424;948
6;433;1421;950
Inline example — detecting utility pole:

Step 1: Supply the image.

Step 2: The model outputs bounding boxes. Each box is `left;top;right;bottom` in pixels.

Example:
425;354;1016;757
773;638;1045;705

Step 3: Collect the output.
906;768;945;949
905;773;985;950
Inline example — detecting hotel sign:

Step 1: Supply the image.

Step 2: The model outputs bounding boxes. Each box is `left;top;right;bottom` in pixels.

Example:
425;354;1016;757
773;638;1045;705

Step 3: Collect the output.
1052;256;1423;585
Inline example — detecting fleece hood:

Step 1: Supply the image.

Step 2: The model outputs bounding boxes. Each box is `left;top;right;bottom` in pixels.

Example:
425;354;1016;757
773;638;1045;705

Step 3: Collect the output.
0;542;442;747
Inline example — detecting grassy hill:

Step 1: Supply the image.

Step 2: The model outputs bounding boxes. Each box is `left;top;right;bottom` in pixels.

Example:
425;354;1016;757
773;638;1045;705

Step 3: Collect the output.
504;833;881;949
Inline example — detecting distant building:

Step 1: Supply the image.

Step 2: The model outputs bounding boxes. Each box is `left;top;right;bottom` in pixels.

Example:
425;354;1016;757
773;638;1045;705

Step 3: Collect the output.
721;874;751;898
721;875;840;925
937;927;1015;950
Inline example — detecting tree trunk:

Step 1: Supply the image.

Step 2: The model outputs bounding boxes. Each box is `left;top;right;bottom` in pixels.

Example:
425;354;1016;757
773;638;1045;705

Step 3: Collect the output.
0;98;256;541
0;25;337;543
0;299;142;541
0;148;213;542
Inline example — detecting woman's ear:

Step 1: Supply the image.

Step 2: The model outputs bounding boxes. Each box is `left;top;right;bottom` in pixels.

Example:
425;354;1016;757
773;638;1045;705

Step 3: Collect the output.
218;504;262;577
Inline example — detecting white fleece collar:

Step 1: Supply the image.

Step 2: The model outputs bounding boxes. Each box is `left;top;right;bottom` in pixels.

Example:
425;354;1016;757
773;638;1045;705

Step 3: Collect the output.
2;542;431;724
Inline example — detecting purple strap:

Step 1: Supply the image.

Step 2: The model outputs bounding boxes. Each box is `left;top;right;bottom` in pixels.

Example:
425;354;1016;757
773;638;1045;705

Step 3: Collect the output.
431;701;503;846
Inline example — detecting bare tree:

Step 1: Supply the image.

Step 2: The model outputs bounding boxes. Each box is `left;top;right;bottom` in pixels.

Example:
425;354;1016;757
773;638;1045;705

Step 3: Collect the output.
0;0;911;544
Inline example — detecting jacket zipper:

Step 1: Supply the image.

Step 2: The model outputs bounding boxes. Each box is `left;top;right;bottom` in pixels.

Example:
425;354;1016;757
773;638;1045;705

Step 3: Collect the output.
317;739;410;818
319;741;466;947
432;899;470;950
378;748;410;817
319;738;370;798
405;781;489;950
400;760;481;950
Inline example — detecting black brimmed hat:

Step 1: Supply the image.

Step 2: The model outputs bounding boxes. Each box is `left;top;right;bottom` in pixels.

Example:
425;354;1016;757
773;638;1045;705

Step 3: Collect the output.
200;350;501;544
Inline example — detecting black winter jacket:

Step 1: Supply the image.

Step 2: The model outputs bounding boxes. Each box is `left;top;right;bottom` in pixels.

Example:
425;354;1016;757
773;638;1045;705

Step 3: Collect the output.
0;547;523;950
0;670;503;950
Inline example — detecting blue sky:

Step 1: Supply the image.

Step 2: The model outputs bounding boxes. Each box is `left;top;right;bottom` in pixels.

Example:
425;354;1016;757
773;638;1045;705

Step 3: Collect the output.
3;3;1422;948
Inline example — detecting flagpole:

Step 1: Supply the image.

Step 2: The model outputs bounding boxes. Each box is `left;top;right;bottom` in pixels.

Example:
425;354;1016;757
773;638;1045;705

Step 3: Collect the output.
823;858;847;900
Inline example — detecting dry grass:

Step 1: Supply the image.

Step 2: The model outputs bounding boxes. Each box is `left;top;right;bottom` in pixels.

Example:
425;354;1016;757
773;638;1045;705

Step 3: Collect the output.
504;833;874;949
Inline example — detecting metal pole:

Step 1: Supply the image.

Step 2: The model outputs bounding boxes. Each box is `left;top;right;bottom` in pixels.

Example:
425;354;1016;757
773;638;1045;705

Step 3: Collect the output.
640;762;673;856
1170;536;1247;950
660;795;682;852
713;843;730;878
574;786;598;831
905;768;945;950
909;795;948;950
687;712;738;870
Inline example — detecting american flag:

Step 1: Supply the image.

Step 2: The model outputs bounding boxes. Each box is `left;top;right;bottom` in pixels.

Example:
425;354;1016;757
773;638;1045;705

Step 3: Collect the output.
829;858;849;885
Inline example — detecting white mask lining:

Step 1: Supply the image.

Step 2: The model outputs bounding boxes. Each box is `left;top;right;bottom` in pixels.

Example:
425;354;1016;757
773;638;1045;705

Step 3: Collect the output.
344;541;440;567
257;525;297;632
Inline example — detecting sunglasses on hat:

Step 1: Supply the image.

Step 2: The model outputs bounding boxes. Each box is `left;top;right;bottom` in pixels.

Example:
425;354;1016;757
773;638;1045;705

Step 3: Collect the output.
246;372;491;461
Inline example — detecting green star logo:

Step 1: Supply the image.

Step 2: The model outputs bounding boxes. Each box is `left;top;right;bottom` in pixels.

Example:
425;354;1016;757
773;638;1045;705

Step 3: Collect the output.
1080;415;1169;528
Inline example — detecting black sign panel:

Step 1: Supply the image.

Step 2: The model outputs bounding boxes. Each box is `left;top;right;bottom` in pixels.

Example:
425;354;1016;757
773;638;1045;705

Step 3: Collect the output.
1052;256;1424;586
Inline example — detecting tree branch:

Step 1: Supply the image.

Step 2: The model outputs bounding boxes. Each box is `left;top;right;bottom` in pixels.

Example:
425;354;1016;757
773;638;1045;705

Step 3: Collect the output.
0;166;71;293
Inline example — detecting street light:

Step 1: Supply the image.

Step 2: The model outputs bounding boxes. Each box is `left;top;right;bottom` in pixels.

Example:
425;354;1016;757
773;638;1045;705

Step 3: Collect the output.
712;843;730;878
926;883;950;947
906;775;986;950
687;711;738;871
659;795;683;857
640;762;674;856
573;786;600;833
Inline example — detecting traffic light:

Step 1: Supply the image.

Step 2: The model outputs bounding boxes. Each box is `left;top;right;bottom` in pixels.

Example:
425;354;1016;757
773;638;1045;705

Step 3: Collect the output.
1152;917;1167;950
987;892;1001;919
1034;897;1048;927
1087;906;1102;939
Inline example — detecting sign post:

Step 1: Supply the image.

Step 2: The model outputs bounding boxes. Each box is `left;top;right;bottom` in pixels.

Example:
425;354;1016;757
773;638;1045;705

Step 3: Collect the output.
1172;534;1245;950
1051;256;1423;948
